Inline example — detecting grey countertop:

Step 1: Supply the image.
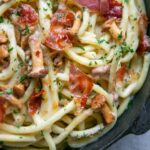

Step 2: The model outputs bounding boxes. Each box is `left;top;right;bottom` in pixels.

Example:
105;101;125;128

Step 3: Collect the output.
107;130;150;150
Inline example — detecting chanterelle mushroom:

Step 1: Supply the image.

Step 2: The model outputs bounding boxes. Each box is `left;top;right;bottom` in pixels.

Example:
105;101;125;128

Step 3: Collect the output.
0;32;8;44
28;30;48;78
13;84;25;98
91;94;114;124
0;87;22;109
103;18;123;41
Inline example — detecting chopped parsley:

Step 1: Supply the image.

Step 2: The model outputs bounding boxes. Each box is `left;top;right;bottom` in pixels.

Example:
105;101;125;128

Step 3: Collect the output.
88;61;92;66
18;61;24;68
116;42;134;59
88;23;92;28
94;61;98;65
110;44;117;49
8;47;13;52
19;75;28;83
23;25;30;36
47;2;52;7
15;124;21;129
77;15;81;19
0;17;4;23
6;88;13;95
118;32;123;40
97;38;105;44
12;11;20;16
0;92;3;96
43;8;48;11
77;45;85;51
124;0;129;3
0;88;13;96
58;92;63;100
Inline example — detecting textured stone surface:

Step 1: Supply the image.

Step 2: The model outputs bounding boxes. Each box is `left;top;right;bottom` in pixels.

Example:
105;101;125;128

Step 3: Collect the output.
107;131;150;150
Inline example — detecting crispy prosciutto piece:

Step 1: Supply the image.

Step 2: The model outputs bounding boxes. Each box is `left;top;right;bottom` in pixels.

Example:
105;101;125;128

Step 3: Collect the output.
0;100;6;123
10;4;38;48
28;90;45;116
75;0;122;19
69;64;93;108
44;8;75;51
137;14;150;55
11;4;38;29
116;64;126;82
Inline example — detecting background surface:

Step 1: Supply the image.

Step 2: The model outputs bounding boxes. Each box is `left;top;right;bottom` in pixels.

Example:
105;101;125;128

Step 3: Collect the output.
107;130;150;150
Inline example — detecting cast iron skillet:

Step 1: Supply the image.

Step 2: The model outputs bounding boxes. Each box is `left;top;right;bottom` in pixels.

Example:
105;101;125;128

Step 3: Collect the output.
79;0;150;149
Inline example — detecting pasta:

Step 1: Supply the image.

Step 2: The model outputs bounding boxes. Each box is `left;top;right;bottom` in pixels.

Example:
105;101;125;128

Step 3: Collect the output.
0;0;149;150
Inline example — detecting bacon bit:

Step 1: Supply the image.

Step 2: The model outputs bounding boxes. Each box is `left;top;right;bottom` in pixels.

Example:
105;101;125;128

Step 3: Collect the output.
18;4;38;28
69;64;93;108
106;0;123;19
51;9;74;27
28;90;45;116
75;0;122;19
0;100;6;123
45;30;72;51
137;14;150;55
44;8;74;51
116;64;126;82
91;94;106;109
11;4;38;30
